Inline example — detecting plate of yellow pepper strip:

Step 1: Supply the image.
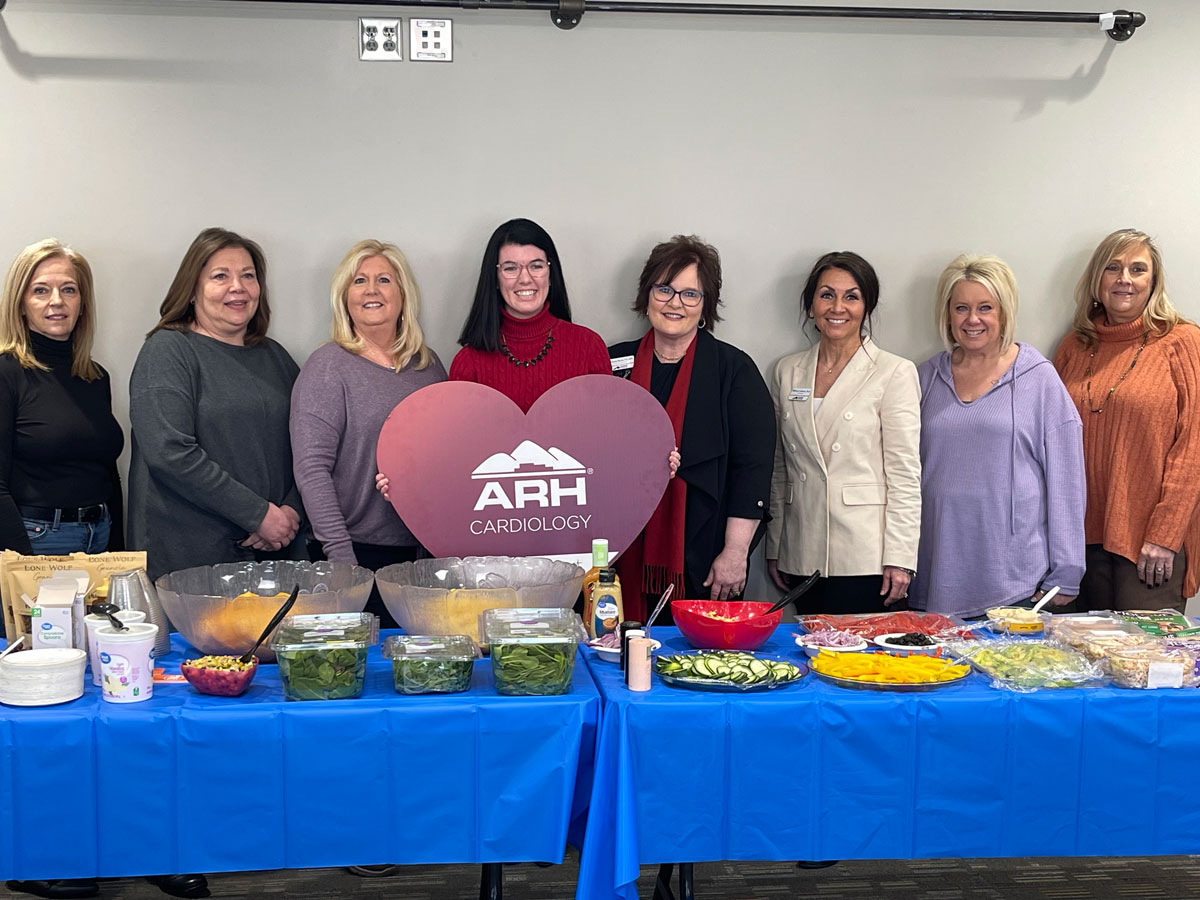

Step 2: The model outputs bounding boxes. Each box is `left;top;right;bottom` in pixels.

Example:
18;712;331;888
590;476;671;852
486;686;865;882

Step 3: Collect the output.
810;649;971;691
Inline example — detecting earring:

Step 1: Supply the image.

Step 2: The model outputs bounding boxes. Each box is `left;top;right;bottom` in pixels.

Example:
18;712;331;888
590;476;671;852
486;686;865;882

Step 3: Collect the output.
699;316;707;330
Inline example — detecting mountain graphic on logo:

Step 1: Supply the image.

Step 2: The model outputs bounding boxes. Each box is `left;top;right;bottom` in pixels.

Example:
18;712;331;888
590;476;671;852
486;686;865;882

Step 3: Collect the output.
471;440;587;479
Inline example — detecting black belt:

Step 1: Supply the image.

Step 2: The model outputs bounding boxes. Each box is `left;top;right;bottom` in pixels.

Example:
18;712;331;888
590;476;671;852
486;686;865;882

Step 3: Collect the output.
20;504;108;524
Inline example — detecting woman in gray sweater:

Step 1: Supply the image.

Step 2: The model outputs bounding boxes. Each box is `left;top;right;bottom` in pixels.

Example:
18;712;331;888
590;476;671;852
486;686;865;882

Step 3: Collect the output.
129;228;306;582
290;239;445;627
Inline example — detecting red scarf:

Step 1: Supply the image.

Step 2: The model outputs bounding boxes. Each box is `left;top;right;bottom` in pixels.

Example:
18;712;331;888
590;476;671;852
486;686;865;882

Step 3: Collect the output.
615;329;696;620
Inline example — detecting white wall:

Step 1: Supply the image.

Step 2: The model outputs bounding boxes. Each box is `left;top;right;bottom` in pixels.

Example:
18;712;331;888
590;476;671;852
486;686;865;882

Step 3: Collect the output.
2;0;1196;601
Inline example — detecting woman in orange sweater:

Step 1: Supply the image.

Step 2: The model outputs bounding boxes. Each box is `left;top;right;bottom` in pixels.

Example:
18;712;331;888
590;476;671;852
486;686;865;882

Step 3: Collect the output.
1054;229;1200;612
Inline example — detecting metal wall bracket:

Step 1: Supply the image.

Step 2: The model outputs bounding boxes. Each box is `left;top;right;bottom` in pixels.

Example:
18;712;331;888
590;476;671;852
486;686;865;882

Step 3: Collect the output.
552;0;584;30
1104;8;1144;41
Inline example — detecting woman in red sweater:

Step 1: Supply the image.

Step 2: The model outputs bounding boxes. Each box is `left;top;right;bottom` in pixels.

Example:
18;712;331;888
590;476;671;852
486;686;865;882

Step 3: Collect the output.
1054;229;1200;612
449;218;610;410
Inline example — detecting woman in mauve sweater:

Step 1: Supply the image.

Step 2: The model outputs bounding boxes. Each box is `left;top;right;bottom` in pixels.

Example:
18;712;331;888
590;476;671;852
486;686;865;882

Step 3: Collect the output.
449;218;610;411
290;240;445;627
912;254;1084;619
1054;229;1200;612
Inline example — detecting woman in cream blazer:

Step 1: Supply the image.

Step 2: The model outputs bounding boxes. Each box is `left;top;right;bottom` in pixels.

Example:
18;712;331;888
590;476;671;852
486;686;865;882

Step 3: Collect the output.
766;251;921;614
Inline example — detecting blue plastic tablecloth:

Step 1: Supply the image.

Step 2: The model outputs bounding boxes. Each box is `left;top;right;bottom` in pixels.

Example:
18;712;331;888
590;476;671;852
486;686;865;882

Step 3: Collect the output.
0;632;599;880
575;629;1200;900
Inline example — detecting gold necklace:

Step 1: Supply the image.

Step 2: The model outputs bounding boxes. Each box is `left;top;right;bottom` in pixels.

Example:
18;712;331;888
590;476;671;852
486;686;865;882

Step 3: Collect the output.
654;348;685;363
1082;331;1148;414
817;354;845;374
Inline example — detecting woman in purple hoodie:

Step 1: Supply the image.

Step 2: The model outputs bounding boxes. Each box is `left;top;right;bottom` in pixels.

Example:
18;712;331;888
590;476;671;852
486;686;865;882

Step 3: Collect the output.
911;254;1085;618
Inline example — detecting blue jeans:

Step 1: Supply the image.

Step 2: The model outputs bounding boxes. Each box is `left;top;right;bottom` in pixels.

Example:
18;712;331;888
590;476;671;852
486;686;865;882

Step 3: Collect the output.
23;510;111;554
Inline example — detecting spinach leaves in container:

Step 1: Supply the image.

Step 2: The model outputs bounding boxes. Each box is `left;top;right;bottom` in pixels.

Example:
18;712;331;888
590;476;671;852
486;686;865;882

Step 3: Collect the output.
482;608;585;696
383;634;478;694
270;612;378;701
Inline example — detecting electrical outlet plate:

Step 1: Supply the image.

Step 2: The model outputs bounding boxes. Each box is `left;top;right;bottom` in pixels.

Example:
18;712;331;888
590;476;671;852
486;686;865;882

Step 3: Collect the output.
360;18;402;61
410;18;452;62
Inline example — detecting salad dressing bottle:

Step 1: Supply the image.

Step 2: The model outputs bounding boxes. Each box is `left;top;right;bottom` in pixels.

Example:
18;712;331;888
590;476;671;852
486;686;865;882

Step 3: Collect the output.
582;539;609;634
589;569;624;640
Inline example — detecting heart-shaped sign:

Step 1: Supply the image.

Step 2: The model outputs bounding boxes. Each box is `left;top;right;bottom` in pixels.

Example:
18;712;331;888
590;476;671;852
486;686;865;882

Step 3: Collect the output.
377;375;674;560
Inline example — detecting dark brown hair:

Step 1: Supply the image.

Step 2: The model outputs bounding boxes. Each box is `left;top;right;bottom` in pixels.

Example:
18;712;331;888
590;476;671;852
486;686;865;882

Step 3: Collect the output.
632;234;722;330
801;250;879;336
148;227;272;346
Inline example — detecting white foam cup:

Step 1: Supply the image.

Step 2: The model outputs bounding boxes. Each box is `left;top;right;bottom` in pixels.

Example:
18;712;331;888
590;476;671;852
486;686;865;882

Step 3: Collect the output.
85;611;146;686
95;622;158;703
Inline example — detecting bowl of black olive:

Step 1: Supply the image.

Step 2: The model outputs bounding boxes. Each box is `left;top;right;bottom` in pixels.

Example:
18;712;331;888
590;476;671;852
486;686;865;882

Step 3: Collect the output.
872;632;945;656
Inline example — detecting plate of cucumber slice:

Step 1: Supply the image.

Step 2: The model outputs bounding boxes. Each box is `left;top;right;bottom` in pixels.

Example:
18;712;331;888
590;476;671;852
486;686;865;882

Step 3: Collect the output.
654;650;807;692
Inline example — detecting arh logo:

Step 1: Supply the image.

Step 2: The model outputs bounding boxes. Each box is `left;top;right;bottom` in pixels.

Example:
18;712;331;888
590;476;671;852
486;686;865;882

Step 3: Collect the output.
472;440;588;511
375;377;675;558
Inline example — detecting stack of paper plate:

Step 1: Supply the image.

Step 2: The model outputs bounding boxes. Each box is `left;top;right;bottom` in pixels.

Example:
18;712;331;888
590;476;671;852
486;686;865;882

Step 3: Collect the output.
0;648;87;706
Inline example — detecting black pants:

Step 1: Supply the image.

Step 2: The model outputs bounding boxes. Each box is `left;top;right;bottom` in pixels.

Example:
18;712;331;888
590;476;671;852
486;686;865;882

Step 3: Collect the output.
1079;544;1186;613
780;570;903;616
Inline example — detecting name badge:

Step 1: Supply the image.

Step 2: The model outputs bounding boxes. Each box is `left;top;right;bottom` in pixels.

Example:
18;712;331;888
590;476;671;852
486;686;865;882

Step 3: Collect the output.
611;355;635;373
788;388;812;402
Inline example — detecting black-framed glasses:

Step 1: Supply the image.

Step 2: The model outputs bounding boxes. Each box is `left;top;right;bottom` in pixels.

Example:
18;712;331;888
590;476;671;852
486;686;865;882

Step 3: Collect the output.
497;260;551;279
651;284;704;307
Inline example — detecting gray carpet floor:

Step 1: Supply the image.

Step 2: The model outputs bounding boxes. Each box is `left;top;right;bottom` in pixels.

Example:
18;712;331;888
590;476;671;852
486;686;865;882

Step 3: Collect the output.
7;854;1200;899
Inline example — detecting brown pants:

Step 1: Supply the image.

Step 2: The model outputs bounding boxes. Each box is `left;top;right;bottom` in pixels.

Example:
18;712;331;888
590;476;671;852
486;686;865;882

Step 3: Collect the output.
1078;544;1186;613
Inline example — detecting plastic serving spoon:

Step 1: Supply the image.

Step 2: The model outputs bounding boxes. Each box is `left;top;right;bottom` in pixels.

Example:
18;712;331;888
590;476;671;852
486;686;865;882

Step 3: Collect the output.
89;601;129;632
1030;585;1061;616
643;584;675;642
763;570;822;617
0;635;25;662
239;584;300;664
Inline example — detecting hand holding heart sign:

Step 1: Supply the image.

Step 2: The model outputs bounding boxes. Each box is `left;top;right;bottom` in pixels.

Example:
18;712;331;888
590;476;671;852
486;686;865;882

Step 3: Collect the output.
376;375;676;560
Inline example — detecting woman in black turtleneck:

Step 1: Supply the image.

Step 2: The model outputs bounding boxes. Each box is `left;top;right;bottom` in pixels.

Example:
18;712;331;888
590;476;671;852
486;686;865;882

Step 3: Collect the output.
0;239;123;558
0;240;126;900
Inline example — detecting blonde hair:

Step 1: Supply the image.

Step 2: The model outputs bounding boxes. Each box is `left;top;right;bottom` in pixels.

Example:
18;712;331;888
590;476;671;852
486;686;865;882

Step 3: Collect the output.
0;238;102;381
934;253;1019;353
329;240;433;371
1071;229;1183;349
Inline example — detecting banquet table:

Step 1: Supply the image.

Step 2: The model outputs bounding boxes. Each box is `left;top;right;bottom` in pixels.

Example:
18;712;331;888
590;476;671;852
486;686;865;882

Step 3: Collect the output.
0;633;599;881
575;628;1200;900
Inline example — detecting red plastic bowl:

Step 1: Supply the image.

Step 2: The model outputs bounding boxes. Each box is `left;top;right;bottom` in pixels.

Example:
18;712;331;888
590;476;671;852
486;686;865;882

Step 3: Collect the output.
671;600;783;651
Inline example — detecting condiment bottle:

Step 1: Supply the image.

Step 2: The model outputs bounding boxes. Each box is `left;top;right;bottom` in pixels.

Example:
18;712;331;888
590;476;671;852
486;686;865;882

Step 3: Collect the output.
621;627;645;678
589;569;624;641
618;620;643;673
581;538;610;637
627;637;652;692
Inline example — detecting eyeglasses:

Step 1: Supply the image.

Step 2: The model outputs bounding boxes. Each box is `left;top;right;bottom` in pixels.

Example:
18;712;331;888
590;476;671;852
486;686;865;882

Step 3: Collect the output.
651;284;704;307
497;260;551;279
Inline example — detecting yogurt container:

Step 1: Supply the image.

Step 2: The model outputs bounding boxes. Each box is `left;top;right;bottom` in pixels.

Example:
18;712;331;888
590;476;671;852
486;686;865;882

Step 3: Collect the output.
85;610;146;686
95;622;158;703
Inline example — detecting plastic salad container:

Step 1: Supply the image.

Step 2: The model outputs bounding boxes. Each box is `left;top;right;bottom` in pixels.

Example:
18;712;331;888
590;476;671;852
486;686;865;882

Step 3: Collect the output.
270;612;378;701
382;634;478;694
946;637;1105;691
1107;646;1200;689
482;608;586;696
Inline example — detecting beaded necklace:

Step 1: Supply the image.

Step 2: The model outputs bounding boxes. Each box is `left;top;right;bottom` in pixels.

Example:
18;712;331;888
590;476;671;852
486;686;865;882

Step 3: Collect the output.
500;329;554;368
1082;330;1148;414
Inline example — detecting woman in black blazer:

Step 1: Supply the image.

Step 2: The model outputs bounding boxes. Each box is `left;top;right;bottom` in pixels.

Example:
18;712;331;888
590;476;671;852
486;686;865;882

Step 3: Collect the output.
609;235;775;622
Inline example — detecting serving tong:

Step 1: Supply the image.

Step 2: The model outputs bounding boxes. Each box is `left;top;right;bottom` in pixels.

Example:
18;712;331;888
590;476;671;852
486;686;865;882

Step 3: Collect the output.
764;570;821;617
